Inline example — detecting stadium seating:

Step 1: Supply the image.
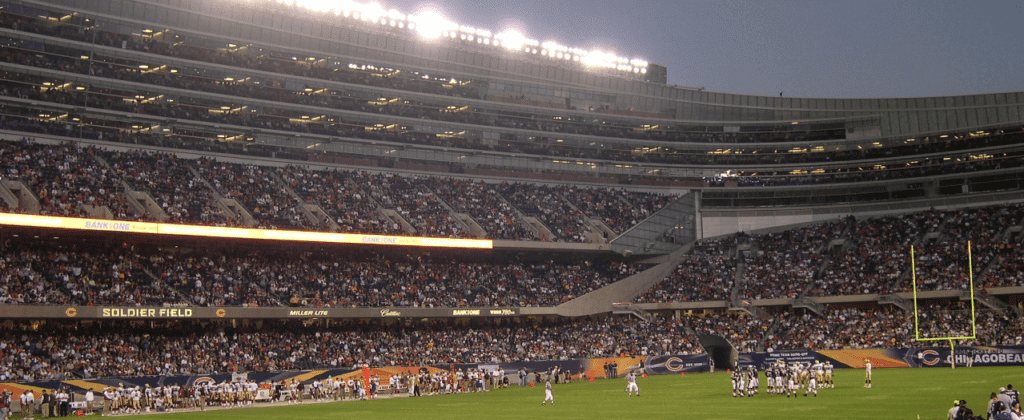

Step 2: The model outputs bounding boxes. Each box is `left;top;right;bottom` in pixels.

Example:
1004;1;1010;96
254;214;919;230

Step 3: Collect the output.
0;138;677;240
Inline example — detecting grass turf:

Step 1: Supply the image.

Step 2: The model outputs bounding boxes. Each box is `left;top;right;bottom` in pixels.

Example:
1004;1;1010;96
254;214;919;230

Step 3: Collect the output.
143;366;1015;420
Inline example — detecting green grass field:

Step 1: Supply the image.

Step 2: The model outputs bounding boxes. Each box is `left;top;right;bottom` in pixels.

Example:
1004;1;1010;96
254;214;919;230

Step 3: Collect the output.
143;367;1015;420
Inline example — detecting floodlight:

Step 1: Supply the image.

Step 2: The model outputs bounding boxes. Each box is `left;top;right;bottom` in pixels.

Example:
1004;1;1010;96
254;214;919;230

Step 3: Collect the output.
269;0;649;75
495;30;528;51
296;0;331;12
410;10;456;40
581;50;616;68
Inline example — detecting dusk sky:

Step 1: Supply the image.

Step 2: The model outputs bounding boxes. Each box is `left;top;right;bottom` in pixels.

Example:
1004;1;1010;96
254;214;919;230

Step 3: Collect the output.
379;0;1024;99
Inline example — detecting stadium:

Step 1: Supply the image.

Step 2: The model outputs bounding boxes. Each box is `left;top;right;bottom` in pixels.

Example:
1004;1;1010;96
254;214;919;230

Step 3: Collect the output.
0;0;1022;418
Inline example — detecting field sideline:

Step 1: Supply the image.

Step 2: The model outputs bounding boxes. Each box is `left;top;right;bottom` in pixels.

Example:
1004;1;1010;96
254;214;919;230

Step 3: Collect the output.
121;366;1018;420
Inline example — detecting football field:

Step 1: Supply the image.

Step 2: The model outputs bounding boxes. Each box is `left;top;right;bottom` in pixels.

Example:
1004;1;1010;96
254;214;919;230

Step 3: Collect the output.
154;366;1016;420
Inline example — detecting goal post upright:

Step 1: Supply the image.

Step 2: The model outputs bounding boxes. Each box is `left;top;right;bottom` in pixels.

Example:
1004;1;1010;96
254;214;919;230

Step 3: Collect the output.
911;241;978;369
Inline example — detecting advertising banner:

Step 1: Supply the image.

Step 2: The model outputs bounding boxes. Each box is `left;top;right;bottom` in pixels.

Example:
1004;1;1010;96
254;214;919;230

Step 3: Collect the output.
643;354;711;374
901;346;1024;368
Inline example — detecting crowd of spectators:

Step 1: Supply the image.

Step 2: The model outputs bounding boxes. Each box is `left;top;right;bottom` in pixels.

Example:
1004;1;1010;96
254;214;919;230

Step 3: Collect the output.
907;205;1024;292
808;205;1023;297
0;316;697;381
633;203;1024;307
151;249;645;308
0;238;644;308
279;166;402;234
0;242;191;307
981;242;1024;290
0;139;127;218
427;177;536;240
0;138;676;241
685;311;771;353
634;236;741;303
761;309;832;351
5;302;1017;383
739;221;846;300
557;187;669;235
813;213;931;296
760;300;1024;352
102;149;233;226
495;183;589;242
363;173;468;238
2;166;1019;309
0;248;72;305
760;305;913;351
193;158;313;229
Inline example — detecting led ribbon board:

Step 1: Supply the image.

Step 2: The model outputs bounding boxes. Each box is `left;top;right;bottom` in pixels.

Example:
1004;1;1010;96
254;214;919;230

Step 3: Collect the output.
0;213;493;249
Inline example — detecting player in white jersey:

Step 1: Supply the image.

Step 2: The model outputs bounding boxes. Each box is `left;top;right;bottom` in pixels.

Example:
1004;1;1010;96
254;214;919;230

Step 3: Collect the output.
542;380;554;406
824;362;834;388
811;360;824;380
864;360;872;388
625;372;640;397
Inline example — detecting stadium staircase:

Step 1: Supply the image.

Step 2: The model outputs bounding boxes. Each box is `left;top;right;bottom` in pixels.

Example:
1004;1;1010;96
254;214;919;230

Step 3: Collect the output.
610;192;695;257
270;170;323;227
791;297;825;317
729;246;745;307
1;180;41;213
970;291;1015;313
187;166;257;226
0;182;17;210
728;301;769;319
553;242;692;317
522;216;556;241
88;153;155;220
611;302;653;322
380;208;416;234
423;190;476;238
455;212;487;238
877;294;911;311
113;178;168;221
728;240;771;319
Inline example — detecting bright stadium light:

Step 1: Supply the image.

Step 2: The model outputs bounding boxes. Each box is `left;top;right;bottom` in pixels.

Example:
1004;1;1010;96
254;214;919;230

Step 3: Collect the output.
495;29;530;51
581;50;617;68
409;10;456;39
271;0;649;75
359;2;386;22
294;0;330;12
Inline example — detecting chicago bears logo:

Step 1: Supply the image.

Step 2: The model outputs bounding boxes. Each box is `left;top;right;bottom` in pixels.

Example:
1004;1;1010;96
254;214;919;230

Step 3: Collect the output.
192;377;217;387
919;350;941;366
